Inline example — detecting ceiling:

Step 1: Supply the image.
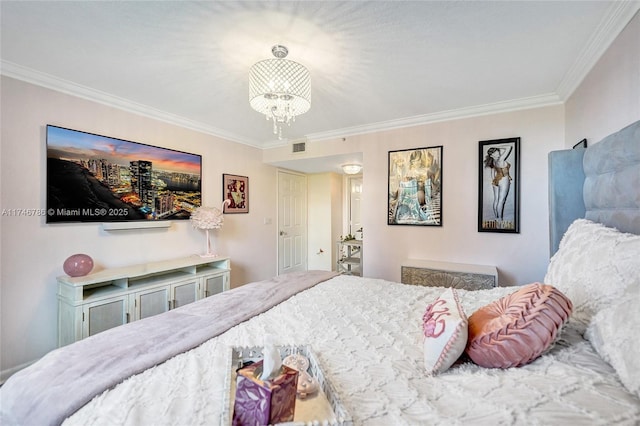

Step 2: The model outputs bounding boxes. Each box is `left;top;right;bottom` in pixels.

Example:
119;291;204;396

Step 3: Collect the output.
2;1;638;163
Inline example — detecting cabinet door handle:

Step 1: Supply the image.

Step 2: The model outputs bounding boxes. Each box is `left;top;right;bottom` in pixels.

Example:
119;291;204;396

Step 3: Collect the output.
168;300;172;311
126;313;130;323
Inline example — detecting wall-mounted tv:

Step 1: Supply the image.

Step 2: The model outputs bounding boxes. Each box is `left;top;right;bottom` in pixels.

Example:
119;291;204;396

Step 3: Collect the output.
46;125;202;223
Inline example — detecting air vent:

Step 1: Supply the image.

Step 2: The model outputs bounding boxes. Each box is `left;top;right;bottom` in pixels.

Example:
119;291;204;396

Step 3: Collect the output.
292;142;306;153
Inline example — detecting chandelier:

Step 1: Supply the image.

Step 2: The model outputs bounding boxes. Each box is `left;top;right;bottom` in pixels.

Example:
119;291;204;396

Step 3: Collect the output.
249;45;311;139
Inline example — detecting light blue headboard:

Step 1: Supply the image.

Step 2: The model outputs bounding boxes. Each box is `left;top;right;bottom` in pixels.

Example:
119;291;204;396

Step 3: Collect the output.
548;119;640;256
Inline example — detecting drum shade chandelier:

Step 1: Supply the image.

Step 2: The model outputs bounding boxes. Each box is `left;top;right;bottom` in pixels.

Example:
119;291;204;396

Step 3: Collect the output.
249;45;311;139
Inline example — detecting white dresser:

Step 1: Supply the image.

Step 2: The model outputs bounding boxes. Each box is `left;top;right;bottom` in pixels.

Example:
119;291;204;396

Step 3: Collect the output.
57;256;230;346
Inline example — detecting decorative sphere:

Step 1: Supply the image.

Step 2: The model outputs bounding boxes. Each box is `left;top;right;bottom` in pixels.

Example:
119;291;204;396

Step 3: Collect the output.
63;254;94;277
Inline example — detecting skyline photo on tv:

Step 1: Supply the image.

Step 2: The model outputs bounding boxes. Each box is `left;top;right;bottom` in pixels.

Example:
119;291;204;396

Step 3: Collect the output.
46;125;202;223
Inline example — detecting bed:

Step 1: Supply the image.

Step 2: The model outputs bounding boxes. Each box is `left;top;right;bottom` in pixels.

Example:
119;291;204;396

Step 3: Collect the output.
2;120;639;425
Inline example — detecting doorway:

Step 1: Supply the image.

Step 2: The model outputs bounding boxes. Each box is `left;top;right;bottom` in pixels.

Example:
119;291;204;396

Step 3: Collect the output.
347;176;363;236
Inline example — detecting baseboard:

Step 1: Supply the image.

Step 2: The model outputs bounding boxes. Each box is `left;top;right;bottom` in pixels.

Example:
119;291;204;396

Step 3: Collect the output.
1;360;37;385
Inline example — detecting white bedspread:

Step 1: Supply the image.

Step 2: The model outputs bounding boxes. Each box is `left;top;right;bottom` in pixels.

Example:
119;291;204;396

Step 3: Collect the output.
65;275;640;425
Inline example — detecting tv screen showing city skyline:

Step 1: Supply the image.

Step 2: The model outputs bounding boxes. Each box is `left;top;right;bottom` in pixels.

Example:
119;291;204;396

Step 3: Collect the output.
46;125;202;223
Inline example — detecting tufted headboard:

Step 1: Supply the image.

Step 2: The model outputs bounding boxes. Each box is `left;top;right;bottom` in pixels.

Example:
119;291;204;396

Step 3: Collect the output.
548;119;640;256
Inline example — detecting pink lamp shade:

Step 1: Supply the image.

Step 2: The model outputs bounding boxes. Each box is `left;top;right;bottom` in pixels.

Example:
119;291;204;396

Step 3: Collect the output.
63;254;94;277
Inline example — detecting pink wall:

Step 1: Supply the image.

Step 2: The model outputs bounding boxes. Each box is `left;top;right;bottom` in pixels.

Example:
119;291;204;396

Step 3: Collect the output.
565;11;640;146
357;106;564;285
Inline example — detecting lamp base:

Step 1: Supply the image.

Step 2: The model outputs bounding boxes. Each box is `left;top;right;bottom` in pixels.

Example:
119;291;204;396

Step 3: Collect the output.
199;253;219;258
199;229;220;258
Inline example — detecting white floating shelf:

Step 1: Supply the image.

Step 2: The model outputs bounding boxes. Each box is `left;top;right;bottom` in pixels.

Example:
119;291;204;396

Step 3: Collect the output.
102;221;172;231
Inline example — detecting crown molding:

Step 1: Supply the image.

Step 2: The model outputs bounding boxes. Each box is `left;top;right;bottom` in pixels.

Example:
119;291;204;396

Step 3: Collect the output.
555;1;640;101
305;93;562;143
263;92;560;148
0;60;263;148
2;60;560;148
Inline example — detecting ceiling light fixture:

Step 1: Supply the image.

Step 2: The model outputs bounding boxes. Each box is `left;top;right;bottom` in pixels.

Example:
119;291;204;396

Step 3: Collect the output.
342;164;362;175
249;45;311;140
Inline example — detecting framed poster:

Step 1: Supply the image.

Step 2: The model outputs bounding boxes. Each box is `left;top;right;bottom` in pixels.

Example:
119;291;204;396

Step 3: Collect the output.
222;174;249;213
478;138;520;233
388;146;442;226
573;138;587;149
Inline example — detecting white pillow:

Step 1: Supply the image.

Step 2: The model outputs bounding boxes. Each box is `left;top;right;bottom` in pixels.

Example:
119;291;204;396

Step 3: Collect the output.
586;284;640;398
544;219;640;327
422;287;468;375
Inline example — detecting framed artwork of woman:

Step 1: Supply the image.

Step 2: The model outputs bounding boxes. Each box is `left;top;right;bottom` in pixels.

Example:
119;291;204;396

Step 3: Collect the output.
478;138;520;233
388;146;443;226
222;174;249;213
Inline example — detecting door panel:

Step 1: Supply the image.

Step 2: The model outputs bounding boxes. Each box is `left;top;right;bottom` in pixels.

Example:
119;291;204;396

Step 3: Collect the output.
85;298;127;337
172;281;197;309
278;171;307;275
138;287;170;320
204;274;226;297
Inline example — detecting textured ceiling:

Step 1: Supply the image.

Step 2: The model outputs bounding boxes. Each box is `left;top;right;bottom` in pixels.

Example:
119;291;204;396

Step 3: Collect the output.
1;1;639;151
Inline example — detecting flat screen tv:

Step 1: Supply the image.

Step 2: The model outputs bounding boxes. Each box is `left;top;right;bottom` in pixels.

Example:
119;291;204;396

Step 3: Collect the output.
46;125;202;223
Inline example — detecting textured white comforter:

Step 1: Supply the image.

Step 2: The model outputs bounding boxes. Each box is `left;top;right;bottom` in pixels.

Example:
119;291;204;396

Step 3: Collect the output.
65;275;640;426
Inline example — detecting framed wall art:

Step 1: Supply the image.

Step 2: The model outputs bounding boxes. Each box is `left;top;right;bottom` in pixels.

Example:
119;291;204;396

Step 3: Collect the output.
222;174;249;213
388;146;442;226
573;138;587;149
478;137;520;233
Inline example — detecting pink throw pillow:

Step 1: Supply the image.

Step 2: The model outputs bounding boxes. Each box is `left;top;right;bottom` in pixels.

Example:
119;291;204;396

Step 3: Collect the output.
422;288;468;374
466;283;572;368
